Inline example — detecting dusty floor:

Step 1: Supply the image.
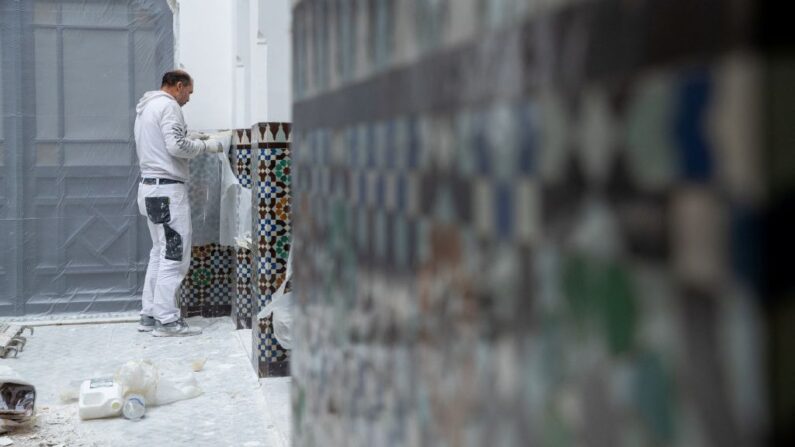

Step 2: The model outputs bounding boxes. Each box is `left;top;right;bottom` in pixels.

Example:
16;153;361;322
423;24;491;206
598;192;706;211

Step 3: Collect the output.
0;315;290;447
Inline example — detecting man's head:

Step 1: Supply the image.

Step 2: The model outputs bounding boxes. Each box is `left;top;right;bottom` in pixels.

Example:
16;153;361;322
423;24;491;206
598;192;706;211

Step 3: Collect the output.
161;70;193;106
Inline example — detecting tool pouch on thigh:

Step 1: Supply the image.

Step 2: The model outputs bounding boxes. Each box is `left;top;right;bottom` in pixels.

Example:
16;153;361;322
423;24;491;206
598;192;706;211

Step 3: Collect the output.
145;196;182;261
144;197;171;224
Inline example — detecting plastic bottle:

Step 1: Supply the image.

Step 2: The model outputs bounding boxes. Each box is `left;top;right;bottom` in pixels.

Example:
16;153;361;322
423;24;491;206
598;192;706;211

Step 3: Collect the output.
122;393;146;421
78;377;123;420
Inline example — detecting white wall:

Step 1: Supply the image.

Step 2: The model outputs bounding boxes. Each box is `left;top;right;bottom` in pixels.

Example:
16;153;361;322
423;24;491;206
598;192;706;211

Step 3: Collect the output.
174;0;292;130
258;0;292;122
174;0;235;130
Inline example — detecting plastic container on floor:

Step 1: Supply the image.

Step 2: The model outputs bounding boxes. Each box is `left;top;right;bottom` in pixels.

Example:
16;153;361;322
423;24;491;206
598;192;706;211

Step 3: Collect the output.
78;377;123;420
122;393;146;421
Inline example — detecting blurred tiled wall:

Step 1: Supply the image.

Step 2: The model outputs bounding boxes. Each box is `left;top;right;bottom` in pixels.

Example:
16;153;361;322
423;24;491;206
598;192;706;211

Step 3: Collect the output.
291;0;791;445
231;129;255;329
251;122;293;377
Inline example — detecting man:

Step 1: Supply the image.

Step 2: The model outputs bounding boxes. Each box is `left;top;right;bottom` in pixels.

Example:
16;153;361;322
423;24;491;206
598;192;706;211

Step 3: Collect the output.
134;70;226;336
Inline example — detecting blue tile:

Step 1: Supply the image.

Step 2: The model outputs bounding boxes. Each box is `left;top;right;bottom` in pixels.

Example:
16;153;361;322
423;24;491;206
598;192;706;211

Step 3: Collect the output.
675;70;714;182
397;173;407;212
386;121;397;169
366;124;376;169
407;118;420;169
517;102;538;175
472;113;491;175
348;128;358;166
376;175;385;205
359;172;367;205
496;183;513;239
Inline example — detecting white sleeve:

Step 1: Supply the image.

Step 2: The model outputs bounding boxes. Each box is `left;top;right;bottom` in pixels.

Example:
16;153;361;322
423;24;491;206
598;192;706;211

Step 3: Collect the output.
160;103;206;159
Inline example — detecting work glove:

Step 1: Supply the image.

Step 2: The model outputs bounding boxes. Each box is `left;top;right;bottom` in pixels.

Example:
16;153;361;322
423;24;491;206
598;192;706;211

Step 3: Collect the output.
203;130;233;154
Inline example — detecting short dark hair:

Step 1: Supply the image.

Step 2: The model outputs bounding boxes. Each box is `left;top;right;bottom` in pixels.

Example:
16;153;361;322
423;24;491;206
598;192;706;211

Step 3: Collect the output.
161;70;192;87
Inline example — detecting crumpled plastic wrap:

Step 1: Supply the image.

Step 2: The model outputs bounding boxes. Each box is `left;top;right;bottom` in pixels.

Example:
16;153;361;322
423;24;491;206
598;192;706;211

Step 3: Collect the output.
115;359;202;407
219;146;252;248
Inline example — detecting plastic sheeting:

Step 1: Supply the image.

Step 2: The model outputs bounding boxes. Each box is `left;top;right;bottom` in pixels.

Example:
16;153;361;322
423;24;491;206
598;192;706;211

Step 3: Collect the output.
219;146;252;249
0;0;174;316
187;152;223;246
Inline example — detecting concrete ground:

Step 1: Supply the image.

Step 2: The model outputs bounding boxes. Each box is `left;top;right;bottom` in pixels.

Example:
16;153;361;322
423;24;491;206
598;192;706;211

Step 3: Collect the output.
0;314;290;447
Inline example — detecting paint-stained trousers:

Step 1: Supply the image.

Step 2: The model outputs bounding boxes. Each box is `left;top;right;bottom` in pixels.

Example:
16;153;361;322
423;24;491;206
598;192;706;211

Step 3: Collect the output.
137;182;192;324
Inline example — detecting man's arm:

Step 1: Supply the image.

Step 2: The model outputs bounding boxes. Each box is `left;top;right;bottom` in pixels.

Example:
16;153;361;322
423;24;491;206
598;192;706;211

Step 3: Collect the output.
160;103;207;159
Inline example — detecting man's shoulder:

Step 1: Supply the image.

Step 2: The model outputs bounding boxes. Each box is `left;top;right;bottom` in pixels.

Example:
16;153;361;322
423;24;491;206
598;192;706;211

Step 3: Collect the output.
142;96;179;119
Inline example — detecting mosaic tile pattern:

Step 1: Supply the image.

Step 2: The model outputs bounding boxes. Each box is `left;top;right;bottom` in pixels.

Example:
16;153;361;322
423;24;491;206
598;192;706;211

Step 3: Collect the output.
231;129;255;329
251;122;292;377
233;129;254;188
291;1;779;446
233;247;254;329
178;243;234;317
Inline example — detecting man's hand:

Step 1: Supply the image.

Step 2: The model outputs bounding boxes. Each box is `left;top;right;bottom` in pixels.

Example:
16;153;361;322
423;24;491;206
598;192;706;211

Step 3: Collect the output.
201;130;233;154
211;131;233;149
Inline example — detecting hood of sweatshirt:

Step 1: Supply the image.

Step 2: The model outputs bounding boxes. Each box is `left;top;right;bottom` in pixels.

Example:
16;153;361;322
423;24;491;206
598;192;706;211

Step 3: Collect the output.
136;90;175;116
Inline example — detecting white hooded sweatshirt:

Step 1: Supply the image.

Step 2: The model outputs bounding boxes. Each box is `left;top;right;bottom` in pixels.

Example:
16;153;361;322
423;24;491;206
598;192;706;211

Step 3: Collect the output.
134;90;206;182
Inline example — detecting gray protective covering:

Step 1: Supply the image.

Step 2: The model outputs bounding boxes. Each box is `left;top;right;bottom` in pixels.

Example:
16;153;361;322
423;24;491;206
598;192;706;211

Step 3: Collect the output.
0;0;174;316
187;154;223;247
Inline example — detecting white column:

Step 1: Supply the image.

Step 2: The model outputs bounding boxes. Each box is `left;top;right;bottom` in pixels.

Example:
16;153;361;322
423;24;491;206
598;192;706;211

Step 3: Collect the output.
251;0;269;123
259;0;292;122
233;0;251;128
174;0;235;130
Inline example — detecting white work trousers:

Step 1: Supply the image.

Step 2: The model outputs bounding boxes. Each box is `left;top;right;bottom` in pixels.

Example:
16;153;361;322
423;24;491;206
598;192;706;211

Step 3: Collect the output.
137;182;192;324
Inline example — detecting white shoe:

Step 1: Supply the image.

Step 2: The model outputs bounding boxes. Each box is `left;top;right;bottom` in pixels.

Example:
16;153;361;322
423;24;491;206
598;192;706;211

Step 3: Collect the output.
137;315;155;332
152;318;202;337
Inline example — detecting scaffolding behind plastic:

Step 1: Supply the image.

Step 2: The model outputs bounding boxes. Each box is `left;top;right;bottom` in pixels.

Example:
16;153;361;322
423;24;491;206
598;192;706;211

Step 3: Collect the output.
0;0;174;316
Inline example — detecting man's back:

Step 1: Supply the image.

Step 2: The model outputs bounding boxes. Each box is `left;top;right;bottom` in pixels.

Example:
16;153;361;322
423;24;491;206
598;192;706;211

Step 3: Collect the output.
134;90;192;182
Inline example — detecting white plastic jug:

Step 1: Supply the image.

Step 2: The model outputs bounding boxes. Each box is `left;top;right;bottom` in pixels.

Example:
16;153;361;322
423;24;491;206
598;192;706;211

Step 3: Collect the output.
78;377;123;420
